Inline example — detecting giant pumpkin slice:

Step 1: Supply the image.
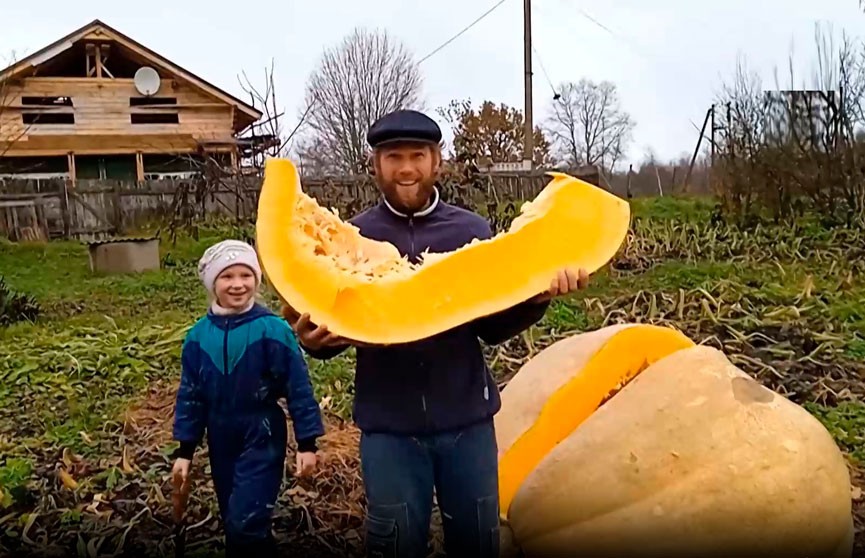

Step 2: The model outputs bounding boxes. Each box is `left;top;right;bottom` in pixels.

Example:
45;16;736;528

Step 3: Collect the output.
255;158;631;345
497;324;854;558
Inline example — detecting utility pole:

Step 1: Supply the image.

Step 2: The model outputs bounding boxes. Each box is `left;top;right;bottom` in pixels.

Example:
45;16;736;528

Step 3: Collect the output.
523;0;533;170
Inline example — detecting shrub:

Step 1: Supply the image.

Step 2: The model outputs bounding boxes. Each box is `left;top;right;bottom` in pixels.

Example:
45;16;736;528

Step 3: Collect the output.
0;276;40;326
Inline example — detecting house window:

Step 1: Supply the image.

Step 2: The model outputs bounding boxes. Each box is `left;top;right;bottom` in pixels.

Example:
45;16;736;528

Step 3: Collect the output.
22;96;74;106
131;113;179;124
22;112;75;124
20;96;75;125
129;97;177;106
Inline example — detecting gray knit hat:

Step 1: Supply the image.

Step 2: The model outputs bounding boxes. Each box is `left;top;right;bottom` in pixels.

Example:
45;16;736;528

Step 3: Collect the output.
197;239;262;294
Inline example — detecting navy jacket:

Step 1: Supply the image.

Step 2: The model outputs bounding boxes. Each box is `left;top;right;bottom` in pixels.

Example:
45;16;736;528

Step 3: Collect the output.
173;303;325;458
304;189;550;435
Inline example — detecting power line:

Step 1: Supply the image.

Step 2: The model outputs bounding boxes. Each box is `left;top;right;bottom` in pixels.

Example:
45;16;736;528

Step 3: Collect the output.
575;7;616;37
538;0;644;60
567;2;651;61
418;0;509;64
532;44;560;99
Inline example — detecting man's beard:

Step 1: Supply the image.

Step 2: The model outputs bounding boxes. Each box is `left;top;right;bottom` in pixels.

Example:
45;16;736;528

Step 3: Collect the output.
377;175;437;215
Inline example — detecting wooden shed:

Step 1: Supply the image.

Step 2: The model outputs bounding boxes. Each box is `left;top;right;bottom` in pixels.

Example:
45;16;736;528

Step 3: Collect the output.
0;19;267;184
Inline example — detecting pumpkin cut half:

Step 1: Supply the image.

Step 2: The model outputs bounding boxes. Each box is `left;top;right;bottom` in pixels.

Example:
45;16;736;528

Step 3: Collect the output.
255;158;631;345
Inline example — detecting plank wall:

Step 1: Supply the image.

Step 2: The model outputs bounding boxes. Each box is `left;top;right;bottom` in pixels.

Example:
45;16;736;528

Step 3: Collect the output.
0;77;235;156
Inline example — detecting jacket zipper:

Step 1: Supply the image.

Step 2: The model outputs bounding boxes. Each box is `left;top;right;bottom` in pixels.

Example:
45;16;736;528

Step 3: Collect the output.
223;318;230;375
408;216;430;427
220;318;231;413
408;216;416;259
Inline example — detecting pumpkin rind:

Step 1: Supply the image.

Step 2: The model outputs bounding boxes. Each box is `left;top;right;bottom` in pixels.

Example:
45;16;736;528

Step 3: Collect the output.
255;158;631;345
498;331;853;558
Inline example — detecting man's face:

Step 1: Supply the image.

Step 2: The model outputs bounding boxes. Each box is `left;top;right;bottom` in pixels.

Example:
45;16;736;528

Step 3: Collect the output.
373;141;440;214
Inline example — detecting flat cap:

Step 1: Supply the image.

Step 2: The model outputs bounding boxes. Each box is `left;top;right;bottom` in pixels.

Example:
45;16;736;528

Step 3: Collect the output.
367;109;442;148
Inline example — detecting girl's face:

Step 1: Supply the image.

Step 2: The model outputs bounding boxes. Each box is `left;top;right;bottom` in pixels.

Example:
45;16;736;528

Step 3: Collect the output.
214;264;257;309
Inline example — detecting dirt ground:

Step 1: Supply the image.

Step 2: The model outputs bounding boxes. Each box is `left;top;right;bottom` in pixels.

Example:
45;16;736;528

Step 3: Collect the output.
8;381;862;558
128;383;865;558
121;382;369;557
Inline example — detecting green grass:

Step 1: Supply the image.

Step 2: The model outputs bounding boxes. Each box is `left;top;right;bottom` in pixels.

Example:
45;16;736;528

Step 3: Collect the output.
805;401;865;463
1;239;202;307
1;196;864;521
0;458;33;508
629;194;716;221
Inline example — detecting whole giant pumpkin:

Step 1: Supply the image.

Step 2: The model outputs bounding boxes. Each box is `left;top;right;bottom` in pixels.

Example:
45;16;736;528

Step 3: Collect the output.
496;324;854;558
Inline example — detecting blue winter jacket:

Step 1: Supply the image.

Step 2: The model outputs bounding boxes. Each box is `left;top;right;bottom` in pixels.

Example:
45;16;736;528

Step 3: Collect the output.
172;303;325;458
303;189;551;436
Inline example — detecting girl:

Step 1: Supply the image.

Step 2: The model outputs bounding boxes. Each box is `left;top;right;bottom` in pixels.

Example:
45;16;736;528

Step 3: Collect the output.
171;239;324;557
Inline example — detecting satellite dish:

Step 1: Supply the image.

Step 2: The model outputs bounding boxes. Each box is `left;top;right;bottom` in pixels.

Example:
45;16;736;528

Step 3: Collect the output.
134;66;160;96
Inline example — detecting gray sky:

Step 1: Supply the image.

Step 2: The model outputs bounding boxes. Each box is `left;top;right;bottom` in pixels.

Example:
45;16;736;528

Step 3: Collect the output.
3;0;863;166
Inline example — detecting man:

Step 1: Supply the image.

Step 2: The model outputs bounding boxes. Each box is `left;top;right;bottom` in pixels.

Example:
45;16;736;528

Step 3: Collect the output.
283;109;588;558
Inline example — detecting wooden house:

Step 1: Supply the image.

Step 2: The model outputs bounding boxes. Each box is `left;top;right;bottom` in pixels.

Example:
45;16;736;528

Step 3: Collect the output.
0;19;267;183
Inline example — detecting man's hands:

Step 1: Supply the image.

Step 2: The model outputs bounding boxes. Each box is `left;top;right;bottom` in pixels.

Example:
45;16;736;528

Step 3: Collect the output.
531;268;590;303
282;302;379;349
281;304;348;351
295;451;317;477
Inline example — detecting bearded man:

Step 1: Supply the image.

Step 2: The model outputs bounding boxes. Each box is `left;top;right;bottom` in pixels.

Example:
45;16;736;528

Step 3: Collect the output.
284;109;588;558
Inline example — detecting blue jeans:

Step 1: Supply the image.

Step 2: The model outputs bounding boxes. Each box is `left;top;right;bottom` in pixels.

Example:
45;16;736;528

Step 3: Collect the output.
359;419;501;558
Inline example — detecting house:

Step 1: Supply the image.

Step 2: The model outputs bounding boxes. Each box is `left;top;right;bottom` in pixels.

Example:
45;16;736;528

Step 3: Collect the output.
0;19;270;183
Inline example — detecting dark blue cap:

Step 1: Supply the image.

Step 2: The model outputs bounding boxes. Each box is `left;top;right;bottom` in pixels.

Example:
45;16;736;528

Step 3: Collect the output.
367;109;442;148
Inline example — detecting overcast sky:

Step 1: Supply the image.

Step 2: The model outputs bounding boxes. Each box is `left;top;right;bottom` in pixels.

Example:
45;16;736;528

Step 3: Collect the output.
2;0;864;166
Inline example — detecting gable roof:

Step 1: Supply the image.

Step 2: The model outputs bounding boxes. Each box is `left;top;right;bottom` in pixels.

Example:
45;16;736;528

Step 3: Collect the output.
0;19;263;132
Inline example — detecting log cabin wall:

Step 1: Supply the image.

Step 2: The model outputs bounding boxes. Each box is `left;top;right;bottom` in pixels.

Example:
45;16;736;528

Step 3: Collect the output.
0;19;262;184
0;78;235;155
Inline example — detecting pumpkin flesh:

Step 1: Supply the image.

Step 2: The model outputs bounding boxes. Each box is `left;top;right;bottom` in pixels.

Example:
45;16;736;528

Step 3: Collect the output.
255;158;631;345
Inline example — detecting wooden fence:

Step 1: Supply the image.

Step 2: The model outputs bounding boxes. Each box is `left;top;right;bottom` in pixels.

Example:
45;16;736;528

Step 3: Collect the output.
0;167;609;242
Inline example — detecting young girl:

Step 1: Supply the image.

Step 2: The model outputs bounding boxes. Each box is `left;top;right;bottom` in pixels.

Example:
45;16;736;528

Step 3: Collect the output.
171;239;324;557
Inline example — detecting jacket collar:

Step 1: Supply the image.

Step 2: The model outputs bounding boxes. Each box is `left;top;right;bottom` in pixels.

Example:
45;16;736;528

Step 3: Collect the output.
206;301;270;327
382;186;440;219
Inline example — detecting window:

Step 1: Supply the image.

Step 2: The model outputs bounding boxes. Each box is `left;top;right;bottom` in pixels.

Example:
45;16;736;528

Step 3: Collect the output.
20;96;75;125
129;97;177;106
22;112;75;124
131;113;179;124
22;96;74;107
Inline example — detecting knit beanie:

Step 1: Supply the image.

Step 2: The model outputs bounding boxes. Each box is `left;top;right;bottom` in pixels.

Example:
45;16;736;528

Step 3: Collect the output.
197;239;262;295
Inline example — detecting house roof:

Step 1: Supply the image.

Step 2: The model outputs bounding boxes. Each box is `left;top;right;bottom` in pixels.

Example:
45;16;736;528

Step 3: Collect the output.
0;19;263;132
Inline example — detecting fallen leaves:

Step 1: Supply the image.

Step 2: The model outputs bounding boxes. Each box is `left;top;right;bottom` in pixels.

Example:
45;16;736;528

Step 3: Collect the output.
120;447;136;475
56;469;78;491
4;382;369;557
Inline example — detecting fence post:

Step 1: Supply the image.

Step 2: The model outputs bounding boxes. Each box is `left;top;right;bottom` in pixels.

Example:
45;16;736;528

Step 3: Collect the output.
112;180;124;235
60;180;71;239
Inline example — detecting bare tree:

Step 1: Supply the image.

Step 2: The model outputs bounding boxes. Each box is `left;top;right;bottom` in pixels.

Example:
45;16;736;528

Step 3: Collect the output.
291;134;333;177
236;58;317;173
297;27;424;175
159;60;310;242
545;78;635;172
713;22;865;225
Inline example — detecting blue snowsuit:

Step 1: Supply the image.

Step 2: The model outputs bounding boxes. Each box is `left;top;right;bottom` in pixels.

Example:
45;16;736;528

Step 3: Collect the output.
172;302;325;555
